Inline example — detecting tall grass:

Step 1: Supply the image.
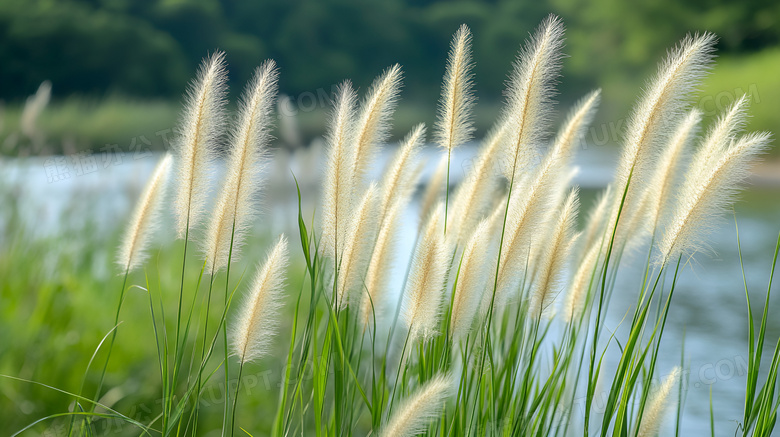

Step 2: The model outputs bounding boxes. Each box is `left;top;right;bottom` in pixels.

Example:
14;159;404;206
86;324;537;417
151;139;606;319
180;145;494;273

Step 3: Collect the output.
5;15;779;437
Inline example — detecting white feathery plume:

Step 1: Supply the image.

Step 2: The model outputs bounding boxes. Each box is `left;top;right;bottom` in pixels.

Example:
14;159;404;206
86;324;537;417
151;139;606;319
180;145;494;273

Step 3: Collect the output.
550;90;601;163
380;374;453;437
647;109;702;231
526;165;578;274
320;82;358;259
500;15;565;185
658;129;771;264
380;124;426;223
232;235;289;364
336;183;380;310
487;193;509;238
562;241;601;323
352;64;403;184
688;95;749;183
419;155;448;229
636;367;681;437
203;61;278;272
173;51;228;238
544;90;600;196
402;204;450;342
117;154;173;272
616;110;701;251
529;189;579;317
450;219;493;338
362;200;404;327
436;24;475;153
611;34;715;237
424;22;468;261
497;91;599;299
579;184;613;257
447;121;507;242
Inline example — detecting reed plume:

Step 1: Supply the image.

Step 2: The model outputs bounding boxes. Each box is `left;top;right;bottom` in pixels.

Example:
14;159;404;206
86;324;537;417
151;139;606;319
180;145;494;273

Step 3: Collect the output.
173;51;228;238
658;129;770;264
419;156;448;229
362;200;403;326
320;82;358;259
117;153;172;272
497;91;599;299
336;183;380;310
352;64;403;185
232;235;289;364
450;219;493;338
562;241;601;323
688;95;749;183
579;184;613;257
436;24;475;155
379;124;426;224
646;109;702;232
540;90;600;211
402;204;449;341
437;24;475;233
611;34;715;237
380;374;452;437
447;122;507;242
500;15;564;184
529;189;579;317
203;61;278;272
636;367;681;437
616;110;701;252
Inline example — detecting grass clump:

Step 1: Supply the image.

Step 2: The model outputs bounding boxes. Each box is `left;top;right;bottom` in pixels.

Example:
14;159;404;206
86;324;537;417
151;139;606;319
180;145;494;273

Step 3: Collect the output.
3;14;780;437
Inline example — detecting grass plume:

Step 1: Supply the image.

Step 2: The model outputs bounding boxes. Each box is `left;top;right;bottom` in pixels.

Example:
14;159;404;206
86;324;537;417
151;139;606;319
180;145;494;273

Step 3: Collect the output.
362;200;404;327
321;82;359;259
204;61;278;272
402;204;449;342
500;15;564;184
380;374;453;437
380;124;426;224
232;235;289;364
173;51;228;238
658;127;771;264
352;64;403;185
450;219;492;338
636;367;681;437
529;188;579;317
612;33;715;237
447;122;507;242
117;153;172;272
336;183;380;310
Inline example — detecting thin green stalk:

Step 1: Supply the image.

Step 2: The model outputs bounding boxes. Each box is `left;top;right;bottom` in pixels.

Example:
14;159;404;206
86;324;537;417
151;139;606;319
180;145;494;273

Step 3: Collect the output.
387;327;412;416
190;272;216;436
221;219;238;437
93;268;130;403
230;362;245;437
167;217;192;431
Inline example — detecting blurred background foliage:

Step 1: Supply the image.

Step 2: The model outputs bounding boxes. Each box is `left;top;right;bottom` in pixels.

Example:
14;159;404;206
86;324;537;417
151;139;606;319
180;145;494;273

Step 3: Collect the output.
0;0;778;153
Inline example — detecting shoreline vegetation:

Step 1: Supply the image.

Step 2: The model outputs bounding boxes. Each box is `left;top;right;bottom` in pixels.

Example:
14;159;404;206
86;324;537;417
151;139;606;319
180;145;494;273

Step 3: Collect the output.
2;15;780;437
